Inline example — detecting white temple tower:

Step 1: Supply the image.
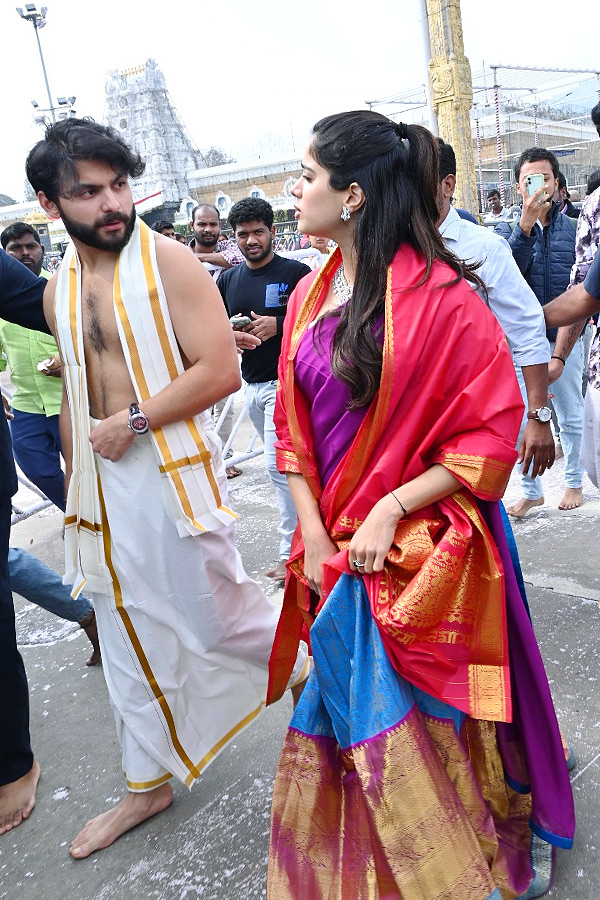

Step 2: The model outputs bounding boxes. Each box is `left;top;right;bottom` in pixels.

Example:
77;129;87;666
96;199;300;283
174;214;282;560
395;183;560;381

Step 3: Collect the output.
104;59;203;212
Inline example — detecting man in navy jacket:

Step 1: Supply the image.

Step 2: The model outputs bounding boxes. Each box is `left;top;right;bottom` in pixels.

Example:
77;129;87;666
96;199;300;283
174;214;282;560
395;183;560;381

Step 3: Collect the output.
0;249;48;833
496;147;585;516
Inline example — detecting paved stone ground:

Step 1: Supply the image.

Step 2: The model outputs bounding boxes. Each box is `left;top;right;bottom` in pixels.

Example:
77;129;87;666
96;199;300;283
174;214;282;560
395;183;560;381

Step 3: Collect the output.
503;458;600;900
1;431;598;900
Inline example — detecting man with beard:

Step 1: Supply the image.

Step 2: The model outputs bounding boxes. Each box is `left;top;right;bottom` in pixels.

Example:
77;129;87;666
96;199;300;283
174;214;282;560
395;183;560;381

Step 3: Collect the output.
1;223;47;277
495;148;584;515
188;203;243;281
218;198;311;581
26;119;309;858
189;204;244;476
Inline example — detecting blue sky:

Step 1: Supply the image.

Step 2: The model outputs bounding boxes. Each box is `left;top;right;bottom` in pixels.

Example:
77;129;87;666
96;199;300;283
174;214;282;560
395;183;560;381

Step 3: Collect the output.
1;0;598;200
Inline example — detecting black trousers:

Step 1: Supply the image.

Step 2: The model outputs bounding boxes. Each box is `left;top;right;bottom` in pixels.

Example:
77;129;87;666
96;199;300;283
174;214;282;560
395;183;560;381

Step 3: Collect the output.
0;499;33;786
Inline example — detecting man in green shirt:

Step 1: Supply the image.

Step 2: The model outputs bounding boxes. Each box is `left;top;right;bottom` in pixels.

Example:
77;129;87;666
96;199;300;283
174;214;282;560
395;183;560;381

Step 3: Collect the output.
0;224;64;509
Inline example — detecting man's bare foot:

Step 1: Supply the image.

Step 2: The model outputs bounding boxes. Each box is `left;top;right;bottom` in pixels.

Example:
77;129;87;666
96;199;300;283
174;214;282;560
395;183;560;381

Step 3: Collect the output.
265;560;287;581
0;759;41;835
69;782;173;859
558;487;583;510
506;497;544;518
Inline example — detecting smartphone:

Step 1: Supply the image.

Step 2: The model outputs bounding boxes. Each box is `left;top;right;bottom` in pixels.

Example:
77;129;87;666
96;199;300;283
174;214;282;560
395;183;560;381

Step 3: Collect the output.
230;315;252;331
525;173;546;196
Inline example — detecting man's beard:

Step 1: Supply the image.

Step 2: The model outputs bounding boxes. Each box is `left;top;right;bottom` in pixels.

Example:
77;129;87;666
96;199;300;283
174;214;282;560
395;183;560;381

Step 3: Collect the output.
19;257;43;276
58;204;136;252
240;237;272;264
195;231;219;249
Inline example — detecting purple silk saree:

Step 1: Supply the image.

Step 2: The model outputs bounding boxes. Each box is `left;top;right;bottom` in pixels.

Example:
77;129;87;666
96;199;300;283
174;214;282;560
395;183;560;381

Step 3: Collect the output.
267;315;574;900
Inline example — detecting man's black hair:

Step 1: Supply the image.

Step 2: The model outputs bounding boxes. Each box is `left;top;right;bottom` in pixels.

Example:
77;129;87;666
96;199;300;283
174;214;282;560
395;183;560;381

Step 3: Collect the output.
0;222;41;250
591;101;600;137
191;203;220;222
437;139;456;180
26;116;145;204
228;197;274;231
514;147;559;182
557;172;569;197
152;220;174;233
587;169;600;196
487;189;501;200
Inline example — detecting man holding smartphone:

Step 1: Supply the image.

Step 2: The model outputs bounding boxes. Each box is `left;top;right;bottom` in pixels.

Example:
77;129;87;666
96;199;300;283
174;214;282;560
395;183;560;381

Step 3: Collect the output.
218;198;311;581
496;148;585;515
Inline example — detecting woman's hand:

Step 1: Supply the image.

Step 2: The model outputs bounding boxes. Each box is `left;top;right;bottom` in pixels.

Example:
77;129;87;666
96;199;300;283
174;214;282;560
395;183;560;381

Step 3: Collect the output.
303;524;339;597
349;494;402;575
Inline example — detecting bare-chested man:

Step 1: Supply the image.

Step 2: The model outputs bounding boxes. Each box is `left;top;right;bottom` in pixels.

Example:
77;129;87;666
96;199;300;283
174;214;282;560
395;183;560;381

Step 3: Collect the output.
26;118;308;859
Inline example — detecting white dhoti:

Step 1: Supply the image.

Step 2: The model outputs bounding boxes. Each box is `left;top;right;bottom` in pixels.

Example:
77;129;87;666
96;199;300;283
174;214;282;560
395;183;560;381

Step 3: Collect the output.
91;423;308;792
54;219;308;792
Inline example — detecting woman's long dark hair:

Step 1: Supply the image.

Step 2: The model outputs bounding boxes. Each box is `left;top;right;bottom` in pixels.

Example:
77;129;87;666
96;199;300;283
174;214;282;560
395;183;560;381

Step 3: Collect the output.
311;110;484;407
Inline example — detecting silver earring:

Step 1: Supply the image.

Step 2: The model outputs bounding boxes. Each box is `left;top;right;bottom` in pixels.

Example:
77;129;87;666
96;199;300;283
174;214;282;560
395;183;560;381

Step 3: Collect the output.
341;205;351;222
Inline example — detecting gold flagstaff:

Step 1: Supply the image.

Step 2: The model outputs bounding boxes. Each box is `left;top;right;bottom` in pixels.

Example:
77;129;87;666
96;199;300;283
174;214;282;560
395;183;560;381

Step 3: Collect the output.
425;0;479;215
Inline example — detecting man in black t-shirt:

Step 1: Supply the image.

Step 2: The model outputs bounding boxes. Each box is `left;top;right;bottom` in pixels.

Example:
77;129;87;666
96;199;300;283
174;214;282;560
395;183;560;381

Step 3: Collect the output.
219;199;310;581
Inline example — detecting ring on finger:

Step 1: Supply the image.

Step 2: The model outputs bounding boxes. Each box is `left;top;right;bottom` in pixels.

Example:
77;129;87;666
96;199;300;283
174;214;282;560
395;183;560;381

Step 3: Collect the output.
352;559;365;569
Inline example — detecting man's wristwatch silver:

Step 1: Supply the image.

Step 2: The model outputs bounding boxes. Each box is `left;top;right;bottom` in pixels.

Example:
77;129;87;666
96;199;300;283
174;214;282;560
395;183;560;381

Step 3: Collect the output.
526;406;552;423
128;402;149;435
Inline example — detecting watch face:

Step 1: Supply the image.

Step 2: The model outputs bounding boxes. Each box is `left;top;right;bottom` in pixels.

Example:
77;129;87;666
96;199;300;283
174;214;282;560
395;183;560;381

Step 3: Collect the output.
537;407;552;423
130;413;148;433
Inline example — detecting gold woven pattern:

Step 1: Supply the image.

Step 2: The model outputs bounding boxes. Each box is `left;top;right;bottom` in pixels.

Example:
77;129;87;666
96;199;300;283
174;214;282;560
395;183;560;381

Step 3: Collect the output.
268;708;521;899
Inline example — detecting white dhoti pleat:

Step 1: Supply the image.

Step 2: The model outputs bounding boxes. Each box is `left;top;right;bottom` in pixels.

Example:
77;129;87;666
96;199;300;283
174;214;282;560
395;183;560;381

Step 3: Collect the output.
91;429;308;792
580;384;600;489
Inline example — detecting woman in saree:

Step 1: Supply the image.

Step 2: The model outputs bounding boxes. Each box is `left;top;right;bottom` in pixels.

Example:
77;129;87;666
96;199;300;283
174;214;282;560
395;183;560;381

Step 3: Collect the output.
266;111;574;900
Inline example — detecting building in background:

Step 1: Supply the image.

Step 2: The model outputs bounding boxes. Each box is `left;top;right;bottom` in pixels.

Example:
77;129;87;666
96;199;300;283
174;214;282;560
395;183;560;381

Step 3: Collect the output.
4;62;600;240
104;59;204;225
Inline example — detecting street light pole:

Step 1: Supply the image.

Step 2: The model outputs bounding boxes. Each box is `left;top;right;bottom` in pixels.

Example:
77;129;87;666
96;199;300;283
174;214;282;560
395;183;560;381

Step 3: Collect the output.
16;5;56;123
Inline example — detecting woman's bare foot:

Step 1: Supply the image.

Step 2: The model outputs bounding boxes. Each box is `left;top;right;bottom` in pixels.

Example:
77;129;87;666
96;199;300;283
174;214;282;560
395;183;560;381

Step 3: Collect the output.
0;759;41;835
506;497;544;518
69;782;173;859
558;487;583;510
265;560;287;581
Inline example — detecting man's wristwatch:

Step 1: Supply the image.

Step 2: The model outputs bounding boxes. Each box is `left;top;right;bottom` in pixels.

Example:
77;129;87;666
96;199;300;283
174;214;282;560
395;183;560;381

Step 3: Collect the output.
128;402;149;435
526;406;552;423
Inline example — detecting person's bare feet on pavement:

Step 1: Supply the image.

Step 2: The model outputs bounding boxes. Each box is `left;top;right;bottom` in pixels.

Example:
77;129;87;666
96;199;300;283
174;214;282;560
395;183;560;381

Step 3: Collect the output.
558;487;583;511
70;782;173;859
0;759;41;835
506;497;545;518
265;560;287;581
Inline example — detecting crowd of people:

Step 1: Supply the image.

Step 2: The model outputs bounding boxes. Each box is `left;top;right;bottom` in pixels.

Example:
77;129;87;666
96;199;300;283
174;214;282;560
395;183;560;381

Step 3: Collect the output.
1;102;599;898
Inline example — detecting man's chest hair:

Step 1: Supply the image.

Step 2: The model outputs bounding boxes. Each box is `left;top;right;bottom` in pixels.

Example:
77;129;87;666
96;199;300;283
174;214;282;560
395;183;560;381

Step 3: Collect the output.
82;279;120;356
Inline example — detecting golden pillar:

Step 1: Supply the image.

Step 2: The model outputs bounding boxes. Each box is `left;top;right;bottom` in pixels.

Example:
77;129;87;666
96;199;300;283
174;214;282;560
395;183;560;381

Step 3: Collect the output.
425;0;478;214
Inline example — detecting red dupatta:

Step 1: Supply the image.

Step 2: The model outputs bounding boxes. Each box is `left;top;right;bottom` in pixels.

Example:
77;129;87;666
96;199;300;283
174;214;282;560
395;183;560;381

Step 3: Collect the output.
268;246;524;721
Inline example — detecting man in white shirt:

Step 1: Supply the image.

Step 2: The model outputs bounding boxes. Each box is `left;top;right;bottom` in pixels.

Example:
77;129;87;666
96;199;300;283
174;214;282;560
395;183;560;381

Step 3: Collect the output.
437;140;555;482
484;189;512;224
